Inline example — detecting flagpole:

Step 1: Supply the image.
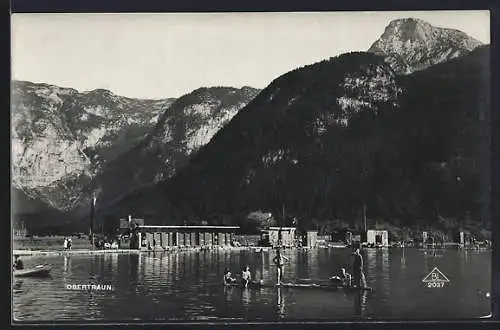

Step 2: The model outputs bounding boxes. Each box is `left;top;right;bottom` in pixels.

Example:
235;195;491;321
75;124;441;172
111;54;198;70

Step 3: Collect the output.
90;193;96;250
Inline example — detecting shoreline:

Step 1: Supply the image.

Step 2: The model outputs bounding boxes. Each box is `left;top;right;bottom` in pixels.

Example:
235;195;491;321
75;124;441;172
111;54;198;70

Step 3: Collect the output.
12;246;276;256
13;244;490;257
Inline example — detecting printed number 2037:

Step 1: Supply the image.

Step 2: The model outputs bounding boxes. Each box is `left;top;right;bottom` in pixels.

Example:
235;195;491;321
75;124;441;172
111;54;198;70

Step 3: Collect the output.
427;282;445;288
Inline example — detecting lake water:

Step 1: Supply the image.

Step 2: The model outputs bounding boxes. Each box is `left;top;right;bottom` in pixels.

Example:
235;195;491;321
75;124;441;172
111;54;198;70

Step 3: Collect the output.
12;248;491;322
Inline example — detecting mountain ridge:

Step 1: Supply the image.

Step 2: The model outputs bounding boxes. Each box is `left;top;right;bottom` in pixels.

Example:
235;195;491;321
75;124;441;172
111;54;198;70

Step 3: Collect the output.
11;81;261;231
102;46;489;238
12;18;489;236
89;85;261;213
368;17;484;74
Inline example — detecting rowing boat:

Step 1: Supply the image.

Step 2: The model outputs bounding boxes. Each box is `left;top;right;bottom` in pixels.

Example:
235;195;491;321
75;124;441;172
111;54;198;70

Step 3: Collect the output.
13;265;51;277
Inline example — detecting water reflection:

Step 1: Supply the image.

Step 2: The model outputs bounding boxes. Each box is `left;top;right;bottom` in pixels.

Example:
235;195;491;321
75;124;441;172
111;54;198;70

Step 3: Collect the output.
89;256;98;280
130;254;139;284
257;250;265;281
241;288;251;306
174;253;180;280
12;249;491;321
401;248;406;270
63;255;71;274
353;290;368;319
223;286;233;303
365;249;376;284
276;287;286;319
461;249;470;275
381;249;389;274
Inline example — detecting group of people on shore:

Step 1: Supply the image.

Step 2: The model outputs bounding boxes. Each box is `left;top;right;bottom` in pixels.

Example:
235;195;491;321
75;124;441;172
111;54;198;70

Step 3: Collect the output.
63;237;72;250
223;246;367;289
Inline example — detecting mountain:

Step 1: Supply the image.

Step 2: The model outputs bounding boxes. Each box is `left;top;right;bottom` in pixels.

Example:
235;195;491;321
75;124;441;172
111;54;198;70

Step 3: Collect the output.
100;51;403;222
104;46;489;237
11;81;260;232
11;187;66;234
91;86;261;211
368;18;484;75
11;80;175;214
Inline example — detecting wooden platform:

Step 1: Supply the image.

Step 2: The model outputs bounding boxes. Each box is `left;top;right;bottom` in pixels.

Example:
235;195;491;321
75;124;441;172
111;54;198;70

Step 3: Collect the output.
224;280;264;289
277;282;373;291
223;281;373;292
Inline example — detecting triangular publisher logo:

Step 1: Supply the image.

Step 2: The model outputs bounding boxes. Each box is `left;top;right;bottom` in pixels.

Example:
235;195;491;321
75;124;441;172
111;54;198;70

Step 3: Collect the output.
422;267;450;282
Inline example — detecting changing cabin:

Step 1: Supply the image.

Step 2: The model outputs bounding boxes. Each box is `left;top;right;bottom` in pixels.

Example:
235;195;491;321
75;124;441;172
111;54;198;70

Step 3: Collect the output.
366;230;389;247
267;227;297;247
127;224;240;250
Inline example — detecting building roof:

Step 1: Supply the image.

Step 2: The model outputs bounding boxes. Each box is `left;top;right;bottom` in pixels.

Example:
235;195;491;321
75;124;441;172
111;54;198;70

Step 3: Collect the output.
247;211;273;220
269;227;296;230
137;225;240;230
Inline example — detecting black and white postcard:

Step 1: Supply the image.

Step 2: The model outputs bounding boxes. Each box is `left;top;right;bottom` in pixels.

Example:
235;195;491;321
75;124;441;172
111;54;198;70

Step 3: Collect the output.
11;11;492;322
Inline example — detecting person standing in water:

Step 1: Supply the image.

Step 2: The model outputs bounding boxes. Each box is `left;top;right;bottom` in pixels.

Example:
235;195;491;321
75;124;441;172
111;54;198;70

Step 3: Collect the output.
241;265;252;288
223;268;236;286
352;248;367;288
272;248;289;285
338;267;352;287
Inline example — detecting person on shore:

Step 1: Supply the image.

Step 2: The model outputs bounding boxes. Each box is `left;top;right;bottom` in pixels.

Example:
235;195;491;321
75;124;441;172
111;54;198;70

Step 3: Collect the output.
13;255;24;270
241;266;252;287
223;268;236;286
352;248;367;288
67;238;72;250
63;237;68;250
272;248;289;285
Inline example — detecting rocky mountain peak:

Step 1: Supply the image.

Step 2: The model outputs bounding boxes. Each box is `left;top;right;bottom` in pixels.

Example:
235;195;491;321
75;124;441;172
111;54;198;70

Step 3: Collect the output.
368;17;484;74
383;18;434;41
95;86;261;200
11;80;176;213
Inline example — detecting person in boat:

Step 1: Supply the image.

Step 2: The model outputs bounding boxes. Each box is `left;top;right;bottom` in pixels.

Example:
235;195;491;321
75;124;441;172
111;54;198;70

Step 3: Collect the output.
13;255;24;270
352;248;367;288
223;268;236;285
272;248;289;285
241;265;252;287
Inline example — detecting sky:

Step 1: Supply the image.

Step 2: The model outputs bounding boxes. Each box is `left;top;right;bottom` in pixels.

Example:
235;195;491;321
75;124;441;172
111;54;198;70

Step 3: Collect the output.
11;11;490;99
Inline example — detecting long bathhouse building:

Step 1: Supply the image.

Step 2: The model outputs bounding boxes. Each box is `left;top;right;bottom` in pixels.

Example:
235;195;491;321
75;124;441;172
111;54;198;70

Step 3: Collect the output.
120;219;240;250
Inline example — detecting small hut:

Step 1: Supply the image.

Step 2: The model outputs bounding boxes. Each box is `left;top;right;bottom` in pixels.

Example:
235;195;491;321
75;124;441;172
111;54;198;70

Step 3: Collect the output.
268;227;296;247
366;230;389;246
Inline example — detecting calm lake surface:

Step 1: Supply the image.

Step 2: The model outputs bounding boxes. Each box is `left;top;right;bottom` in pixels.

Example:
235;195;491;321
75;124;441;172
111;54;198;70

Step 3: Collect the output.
12;248;491;321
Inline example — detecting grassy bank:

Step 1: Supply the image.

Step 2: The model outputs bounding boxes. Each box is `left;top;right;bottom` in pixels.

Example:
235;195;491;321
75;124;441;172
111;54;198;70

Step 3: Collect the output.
12;249;140;256
12;245;275;257
13;236;93;251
